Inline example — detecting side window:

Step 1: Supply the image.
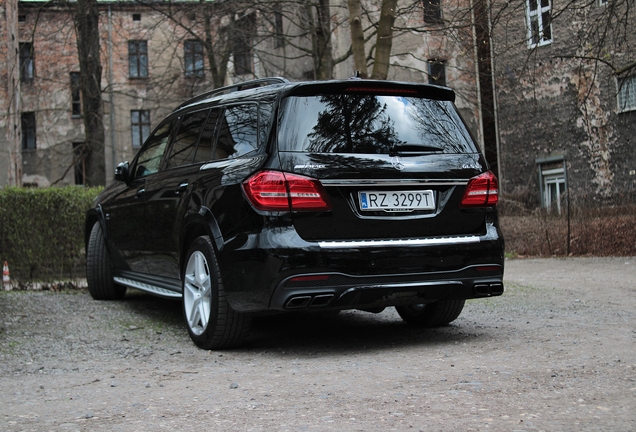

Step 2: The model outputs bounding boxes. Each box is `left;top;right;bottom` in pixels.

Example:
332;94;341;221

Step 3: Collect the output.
133;121;175;179
215;104;258;160
193;108;221;163
165;110;209;169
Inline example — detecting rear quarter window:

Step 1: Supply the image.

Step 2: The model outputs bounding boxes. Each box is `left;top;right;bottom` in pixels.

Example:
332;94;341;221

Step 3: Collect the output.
215;104;259;159
278;94;478;154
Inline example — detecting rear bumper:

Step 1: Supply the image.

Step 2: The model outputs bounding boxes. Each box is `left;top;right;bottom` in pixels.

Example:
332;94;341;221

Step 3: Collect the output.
271;265;504;311
219;223;504;313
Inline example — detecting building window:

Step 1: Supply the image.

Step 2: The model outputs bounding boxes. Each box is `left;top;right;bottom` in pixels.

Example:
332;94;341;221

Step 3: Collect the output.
234;15;255;75
131;110;151;148
21;112;36;150
423;0;442;23
18;15;26;22
19;42;34;81
274;7;285;48
184;40;205;77
73;142;87;185
129;40;148;78
617;75;636;113
132;13;141;21
598;0;607;5
526;0;552;47
70;72;81;117
542;169;565;213
428;60;446;86
536;156;567;214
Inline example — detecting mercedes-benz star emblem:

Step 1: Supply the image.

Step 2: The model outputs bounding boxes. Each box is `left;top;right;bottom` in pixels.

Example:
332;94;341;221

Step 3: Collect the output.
391;156;405;171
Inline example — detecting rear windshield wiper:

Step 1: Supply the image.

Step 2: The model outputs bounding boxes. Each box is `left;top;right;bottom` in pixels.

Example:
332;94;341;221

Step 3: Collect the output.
389;143;444;155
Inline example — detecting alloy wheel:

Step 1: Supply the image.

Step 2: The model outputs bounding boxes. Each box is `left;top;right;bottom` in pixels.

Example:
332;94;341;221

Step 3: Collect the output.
183;251;212;336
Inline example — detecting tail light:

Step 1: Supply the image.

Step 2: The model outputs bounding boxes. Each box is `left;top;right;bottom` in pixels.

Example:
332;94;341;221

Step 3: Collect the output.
242;171;332;212
460;171;499;207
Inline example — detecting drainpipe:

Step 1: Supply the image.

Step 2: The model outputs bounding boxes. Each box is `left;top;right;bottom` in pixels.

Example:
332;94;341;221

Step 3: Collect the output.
6;0;22;186
486;0;502;191
108;5;116;180
469;0;484;152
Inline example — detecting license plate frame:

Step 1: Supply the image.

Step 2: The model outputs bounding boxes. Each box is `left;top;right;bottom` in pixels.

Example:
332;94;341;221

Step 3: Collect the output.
358;190;435;212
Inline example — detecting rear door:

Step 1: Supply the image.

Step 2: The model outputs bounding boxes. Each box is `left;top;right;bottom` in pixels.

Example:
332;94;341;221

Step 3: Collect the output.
276;88;489;242
143;108;216;279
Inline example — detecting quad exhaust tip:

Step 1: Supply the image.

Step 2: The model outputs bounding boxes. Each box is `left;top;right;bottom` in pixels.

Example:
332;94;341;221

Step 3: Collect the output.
474;283;504;297
285;294;335;309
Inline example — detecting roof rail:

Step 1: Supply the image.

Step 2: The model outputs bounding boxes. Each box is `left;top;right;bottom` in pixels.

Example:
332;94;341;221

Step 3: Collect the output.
177;77;290;109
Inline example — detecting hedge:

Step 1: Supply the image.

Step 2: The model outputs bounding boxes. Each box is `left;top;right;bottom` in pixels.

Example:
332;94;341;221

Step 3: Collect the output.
0;186;102;282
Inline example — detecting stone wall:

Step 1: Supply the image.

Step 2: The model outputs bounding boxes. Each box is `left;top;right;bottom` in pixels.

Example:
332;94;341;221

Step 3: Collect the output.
491;0;636;206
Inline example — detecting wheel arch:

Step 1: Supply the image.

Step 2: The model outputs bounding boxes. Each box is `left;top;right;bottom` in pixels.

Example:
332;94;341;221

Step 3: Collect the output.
84;205;106;251
180;207;224;277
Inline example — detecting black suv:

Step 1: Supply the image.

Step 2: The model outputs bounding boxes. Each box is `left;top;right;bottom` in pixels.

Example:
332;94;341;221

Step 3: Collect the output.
85;77;504;349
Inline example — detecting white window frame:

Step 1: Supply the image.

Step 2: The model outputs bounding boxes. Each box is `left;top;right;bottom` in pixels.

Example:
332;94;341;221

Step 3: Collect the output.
542;168;565;213
617;74;636;113
526;0;553;48
536;156;568;214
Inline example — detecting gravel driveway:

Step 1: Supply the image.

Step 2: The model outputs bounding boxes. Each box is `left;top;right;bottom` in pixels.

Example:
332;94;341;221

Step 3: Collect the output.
1;257;635;431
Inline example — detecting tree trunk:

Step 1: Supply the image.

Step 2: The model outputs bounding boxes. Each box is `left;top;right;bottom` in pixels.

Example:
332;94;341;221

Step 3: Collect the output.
370;0;397;80
202;1;234;89
473;0;498;177
347;0;367;78
75;0;106;186
311;0;334;80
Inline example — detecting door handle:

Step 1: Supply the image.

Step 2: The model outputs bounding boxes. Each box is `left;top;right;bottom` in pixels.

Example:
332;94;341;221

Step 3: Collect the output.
174;182;189;194
135;187;145;197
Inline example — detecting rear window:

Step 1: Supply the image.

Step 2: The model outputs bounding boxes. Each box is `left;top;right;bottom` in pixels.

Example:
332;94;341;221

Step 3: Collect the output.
277;94;478;154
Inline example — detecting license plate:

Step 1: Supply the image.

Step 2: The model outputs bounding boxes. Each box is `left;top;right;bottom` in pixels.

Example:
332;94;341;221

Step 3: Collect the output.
359;190;435;211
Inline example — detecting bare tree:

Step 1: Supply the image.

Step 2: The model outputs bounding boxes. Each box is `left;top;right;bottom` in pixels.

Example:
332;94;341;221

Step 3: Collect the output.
348;0;368;77
74;0;106;186
369;0;398;79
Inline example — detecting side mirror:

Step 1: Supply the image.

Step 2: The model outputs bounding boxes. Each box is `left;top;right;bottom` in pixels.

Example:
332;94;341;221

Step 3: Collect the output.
114;161;130;182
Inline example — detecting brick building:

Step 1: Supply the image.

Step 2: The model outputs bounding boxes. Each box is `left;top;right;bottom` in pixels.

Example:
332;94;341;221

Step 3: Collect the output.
0;0;485;189
2;0;634;209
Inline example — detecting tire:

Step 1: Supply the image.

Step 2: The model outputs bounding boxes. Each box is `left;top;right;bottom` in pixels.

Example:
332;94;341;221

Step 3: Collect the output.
86;223;126;300
182;236;251;350
395;299;465;327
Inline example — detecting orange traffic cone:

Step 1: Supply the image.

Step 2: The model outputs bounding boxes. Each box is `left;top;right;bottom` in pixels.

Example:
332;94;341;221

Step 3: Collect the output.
2;261;10;290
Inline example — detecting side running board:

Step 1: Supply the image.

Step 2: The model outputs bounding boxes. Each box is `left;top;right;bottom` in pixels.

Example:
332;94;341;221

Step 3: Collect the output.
114;276;182;299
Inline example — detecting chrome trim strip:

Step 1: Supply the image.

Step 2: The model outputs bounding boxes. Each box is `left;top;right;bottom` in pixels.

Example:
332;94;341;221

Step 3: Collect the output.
318;236;480;248
114;277;182;299
341;280;464;292
320;179;468;187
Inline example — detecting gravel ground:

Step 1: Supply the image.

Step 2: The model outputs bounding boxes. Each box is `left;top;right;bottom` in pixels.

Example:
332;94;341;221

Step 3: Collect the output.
1;257;635;431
